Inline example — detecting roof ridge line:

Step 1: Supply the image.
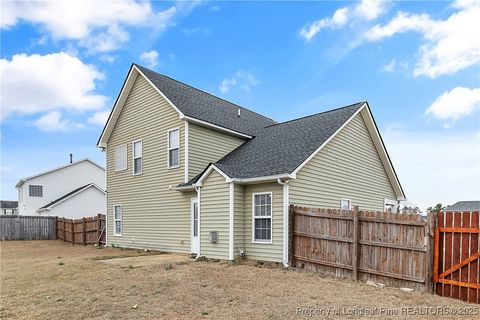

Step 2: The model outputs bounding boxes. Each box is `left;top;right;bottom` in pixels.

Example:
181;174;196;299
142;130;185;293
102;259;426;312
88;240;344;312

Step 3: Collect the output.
134;63;277;123
263;101;366;129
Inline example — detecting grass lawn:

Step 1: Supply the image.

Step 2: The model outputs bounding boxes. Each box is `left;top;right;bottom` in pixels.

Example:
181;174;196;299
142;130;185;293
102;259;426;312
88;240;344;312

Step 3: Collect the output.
1;241;478;319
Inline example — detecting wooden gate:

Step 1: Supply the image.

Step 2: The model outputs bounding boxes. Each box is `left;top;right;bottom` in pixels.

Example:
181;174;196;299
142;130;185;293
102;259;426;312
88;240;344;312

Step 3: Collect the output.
433;211;479;304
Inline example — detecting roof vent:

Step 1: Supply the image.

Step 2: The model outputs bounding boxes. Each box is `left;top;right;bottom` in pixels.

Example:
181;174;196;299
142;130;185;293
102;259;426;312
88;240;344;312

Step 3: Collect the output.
237;109;241;117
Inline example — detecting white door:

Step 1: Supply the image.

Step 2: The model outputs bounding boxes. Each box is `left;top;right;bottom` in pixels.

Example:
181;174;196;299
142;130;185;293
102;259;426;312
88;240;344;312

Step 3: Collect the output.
191;198;199;255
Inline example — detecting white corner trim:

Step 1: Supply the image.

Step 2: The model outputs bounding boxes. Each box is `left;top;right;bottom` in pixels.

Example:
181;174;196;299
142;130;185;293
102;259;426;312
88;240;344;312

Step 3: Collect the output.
184;121;189;183
105;147;108;246
277;179;289;267
196;186;201;257
229;183;234;261
195;164;232;187
291;103;366;177
183;116;252;139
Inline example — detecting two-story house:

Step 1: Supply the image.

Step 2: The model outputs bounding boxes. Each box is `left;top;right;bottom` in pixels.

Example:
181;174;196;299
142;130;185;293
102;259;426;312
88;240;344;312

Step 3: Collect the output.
97;64;405;265
16;159;106;219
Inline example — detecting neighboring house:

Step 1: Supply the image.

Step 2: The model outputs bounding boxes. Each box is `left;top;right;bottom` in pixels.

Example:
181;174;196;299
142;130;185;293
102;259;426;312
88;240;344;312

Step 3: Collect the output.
15;159;106;219
1;201;18;215
97;64;405;265
444;201;480;212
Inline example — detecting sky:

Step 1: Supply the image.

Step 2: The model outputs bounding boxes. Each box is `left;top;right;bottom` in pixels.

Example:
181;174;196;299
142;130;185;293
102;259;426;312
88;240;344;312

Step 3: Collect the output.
1;0;479;211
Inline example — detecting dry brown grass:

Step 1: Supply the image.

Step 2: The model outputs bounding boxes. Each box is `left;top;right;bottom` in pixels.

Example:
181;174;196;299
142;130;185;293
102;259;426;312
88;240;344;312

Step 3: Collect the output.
1;241;478;320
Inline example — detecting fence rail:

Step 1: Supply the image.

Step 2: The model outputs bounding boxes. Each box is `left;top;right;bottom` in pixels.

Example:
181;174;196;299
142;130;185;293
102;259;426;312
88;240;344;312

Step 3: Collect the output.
57;214;106;245
0;215;57;240
289;205;434;292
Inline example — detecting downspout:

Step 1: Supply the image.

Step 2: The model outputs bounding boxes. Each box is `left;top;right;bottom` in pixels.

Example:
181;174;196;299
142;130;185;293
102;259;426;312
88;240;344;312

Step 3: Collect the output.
277;178;289;267
195;186;201;258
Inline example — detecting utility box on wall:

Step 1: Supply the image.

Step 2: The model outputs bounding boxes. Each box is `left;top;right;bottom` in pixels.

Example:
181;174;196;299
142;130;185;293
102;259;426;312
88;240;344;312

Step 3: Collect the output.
209;231;218;243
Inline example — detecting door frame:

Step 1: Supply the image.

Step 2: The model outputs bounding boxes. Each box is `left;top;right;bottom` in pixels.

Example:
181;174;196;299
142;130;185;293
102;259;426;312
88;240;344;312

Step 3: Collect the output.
190;197;199;255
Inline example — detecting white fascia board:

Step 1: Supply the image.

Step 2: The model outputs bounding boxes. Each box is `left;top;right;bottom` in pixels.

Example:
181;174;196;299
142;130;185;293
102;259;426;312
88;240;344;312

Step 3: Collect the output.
291;103;366;177
195;164;233;187
183;116;252;139
230;173;293;184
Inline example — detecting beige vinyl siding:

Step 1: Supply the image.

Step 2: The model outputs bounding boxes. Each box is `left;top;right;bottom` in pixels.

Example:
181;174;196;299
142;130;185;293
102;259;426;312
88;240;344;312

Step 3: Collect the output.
233;184;245;258
188;123;245;179
243;182;283;262
200;170;230;260
289;113;396;211
106;73;196;252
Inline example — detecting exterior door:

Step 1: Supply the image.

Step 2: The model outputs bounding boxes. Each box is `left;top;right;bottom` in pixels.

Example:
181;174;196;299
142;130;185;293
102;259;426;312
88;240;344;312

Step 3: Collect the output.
191;198;199;255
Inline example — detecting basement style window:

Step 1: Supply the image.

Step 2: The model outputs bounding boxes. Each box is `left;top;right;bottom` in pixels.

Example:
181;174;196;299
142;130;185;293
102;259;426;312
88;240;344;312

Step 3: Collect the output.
114;205;122;236
340;199;351;210
253;193;272;243
168;128;179;168
29;185;43;197
115;145;127;171
133;140;142;175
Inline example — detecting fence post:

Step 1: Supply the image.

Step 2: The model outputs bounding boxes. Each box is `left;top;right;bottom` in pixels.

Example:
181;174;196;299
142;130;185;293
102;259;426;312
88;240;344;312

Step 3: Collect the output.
83;217;86;245
71;219;74;244
426;211;436;293
352;206;359;281
54;216;58;240
97;214;101;246
62;218;66;242
288;205;295;266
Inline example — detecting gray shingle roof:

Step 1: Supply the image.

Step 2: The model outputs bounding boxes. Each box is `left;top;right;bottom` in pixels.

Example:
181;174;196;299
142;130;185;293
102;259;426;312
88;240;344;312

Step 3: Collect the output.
444;201;480;212
0;201;18;209
212;103;364;179
135;64;276;136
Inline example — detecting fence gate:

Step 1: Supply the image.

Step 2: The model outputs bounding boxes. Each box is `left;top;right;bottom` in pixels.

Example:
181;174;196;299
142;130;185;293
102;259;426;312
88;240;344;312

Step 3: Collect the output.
433;211;480;304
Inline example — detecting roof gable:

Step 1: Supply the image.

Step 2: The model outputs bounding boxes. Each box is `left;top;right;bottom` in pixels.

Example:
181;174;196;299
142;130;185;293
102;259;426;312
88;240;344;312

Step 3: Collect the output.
98;64;276;147
16;159;104;188
38;183;105;211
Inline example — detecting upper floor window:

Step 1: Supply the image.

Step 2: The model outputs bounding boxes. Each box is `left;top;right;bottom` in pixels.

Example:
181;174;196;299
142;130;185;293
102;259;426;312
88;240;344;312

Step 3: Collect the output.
115;145;127;171
168;128;179;168
253;193;272;243
29;185;43;197
340;198;351;210
133;140;142;175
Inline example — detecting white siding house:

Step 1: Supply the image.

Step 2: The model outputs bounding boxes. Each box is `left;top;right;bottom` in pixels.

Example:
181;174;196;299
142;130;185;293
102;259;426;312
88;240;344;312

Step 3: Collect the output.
16;159;105;219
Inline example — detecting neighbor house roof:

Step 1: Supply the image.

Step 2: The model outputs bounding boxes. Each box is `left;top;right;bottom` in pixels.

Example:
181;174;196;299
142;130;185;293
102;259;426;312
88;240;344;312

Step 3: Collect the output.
15;159;105;188
37;184;105;212
0;201;18;209
444;201;480;212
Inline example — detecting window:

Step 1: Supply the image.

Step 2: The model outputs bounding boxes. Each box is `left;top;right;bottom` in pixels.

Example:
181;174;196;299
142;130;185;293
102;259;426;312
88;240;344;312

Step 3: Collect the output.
340;199;351;210
253;193;272;243
115;145;127;171
29;185;43;197
114;205;122;236
133;140;142;175
384;199;397;213
168;128;179;168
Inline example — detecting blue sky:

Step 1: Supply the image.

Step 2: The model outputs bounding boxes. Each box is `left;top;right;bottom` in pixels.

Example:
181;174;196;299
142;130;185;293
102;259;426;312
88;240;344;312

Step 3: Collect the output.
1;0;479;210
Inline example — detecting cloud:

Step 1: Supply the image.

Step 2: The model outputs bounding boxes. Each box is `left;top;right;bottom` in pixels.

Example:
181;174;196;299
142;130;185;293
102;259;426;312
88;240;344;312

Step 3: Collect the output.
99;54;118;63
383;128;480;211
88;110;110;127
300;0;387;41
33;111;83;132
219;70;260;94
0;52;107;120
365;0;480;78
426;87;480;124
1;0;178;52
140;50;159;68
381;59;396;72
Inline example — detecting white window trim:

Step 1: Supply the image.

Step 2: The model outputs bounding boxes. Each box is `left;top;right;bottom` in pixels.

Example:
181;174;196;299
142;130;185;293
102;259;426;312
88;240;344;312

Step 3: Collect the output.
252;192;273;244
113;205;122;236
132;139;143;176
167;127;180;169
340;198;352;210
384;198;397;212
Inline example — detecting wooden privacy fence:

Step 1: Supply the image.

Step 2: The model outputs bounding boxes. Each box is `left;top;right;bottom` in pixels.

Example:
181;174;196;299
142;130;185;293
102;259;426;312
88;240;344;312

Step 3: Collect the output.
0;215;57;240
290;205;434;292
434;211;479;304
57;214;106;245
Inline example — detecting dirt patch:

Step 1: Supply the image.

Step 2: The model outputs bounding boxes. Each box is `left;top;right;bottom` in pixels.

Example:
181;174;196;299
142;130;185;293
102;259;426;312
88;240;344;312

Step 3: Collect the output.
1;241;478;320
98;253;191;268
